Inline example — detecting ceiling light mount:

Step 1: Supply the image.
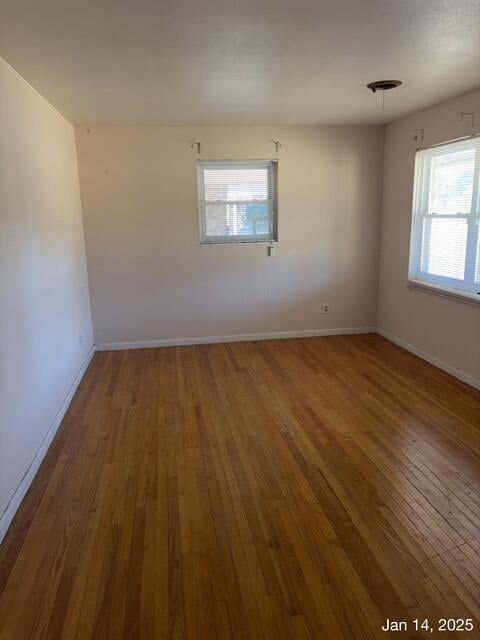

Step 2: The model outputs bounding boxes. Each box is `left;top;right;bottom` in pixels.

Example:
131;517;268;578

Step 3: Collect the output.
367;80;402;93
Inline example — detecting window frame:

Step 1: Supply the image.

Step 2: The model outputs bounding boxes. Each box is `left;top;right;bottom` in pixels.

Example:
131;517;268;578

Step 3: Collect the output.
408;137;480;304
197;159;278;245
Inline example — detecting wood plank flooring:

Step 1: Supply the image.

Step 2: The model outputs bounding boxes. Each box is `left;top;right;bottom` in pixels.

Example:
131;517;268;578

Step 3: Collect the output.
0;334;479;639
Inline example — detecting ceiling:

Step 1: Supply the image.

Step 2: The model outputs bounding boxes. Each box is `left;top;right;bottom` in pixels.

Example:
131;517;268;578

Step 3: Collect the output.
1;0;479;126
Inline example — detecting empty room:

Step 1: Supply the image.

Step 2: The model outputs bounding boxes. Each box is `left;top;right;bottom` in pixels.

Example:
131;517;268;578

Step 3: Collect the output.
0;1;479;638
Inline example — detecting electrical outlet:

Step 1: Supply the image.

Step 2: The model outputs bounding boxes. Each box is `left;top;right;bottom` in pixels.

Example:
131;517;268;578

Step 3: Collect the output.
323;303;329;314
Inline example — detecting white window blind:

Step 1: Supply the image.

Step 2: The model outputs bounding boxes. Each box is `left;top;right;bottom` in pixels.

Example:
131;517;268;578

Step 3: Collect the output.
197;160;278;244
409;137;480;301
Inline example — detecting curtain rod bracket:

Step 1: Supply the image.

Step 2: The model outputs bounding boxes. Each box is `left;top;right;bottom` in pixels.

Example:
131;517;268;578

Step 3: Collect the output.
271;139;281;153
413;129;424;143
190;141;201;154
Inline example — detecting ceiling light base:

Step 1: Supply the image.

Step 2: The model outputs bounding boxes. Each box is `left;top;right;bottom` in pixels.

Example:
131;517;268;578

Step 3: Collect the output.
367;80;402;93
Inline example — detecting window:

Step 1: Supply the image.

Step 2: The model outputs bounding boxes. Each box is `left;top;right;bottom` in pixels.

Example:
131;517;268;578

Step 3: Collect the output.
197;160;278;244
409;137;480;301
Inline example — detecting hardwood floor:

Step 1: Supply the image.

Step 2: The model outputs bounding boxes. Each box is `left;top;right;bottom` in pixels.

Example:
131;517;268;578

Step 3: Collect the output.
0;334;479;639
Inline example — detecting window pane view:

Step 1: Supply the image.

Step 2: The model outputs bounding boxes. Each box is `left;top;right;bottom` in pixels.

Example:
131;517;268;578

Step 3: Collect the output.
204;203;270;237
428;149;475;216
198;161;277;243
409;138;480;297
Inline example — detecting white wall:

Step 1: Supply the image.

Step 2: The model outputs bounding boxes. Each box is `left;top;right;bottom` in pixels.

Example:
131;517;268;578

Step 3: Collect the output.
0;58;93;540
76;125;384;347
378;88;480;386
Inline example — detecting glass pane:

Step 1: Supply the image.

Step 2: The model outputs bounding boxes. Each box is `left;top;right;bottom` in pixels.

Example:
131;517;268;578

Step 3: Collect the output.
203;168;269;202
428;149;475;215
422;218;468;280
204;203;270;238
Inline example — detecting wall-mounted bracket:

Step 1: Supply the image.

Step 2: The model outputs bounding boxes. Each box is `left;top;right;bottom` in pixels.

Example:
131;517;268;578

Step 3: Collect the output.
190;141;201;154
413;128;424;143
271;139;281;153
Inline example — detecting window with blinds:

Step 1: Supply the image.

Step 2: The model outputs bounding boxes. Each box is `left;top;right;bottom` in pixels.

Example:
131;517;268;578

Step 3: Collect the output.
409;137;480;301
197;160;278;244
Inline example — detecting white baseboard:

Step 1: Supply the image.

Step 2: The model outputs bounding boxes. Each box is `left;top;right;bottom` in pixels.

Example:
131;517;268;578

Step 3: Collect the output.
0;345;96;544
95;326;377;351
377;328;480;391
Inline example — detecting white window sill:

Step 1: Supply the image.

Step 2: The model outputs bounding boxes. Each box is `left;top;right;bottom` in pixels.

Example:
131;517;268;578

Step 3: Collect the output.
200;240;278;246
407;280;480;307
